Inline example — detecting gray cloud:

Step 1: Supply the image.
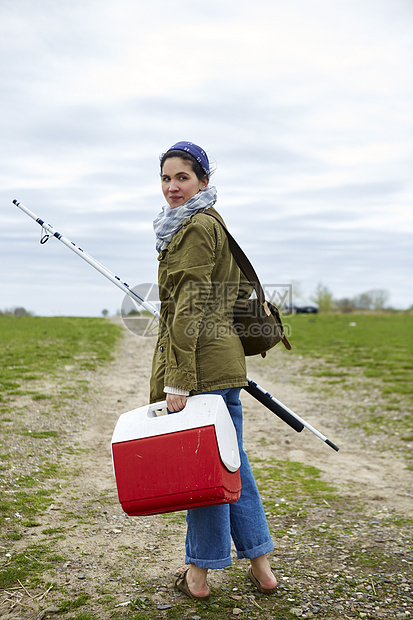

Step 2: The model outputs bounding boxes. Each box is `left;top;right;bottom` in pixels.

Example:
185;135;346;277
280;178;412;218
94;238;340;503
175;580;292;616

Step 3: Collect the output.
1;0;412;315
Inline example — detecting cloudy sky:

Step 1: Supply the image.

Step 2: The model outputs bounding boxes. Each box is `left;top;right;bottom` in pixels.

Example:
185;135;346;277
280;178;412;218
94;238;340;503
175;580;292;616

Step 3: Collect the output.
2;0;412;316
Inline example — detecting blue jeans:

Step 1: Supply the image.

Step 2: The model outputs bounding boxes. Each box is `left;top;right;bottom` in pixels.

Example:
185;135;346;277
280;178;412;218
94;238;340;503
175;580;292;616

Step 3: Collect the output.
185;387;274;569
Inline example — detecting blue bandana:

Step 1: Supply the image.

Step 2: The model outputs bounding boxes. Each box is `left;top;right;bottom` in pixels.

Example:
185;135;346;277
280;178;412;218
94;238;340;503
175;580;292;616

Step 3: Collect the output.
167;141;210;176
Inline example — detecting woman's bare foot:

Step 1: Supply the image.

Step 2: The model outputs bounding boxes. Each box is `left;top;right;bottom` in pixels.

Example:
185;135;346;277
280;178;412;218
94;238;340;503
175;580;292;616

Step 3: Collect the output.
249;555;277;591
186;564;210;598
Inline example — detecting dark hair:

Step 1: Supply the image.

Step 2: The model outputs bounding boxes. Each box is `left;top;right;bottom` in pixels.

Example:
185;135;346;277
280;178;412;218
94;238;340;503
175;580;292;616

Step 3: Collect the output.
160;149;209;181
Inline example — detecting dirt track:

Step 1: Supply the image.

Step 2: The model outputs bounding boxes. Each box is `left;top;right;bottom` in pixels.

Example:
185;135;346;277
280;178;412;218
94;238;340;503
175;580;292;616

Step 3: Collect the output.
3;321;412;618
46;322;413;563
87;322;413;521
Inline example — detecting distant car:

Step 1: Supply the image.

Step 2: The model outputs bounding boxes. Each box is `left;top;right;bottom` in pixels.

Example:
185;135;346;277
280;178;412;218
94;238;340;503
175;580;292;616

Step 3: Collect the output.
285;299;319;314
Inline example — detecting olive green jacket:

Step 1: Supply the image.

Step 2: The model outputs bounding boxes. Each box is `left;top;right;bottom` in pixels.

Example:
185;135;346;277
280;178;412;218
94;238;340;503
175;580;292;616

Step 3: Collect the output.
149;207;251;403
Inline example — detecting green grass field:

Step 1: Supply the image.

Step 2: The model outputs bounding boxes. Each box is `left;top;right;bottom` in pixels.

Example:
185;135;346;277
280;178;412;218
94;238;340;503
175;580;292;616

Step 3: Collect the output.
0;315;122;406
282;313;413;398
265;312;413;451
0;316;123;585
0;314;412;619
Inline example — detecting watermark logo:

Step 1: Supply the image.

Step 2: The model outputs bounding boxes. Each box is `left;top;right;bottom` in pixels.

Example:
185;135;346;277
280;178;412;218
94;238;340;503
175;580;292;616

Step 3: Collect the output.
121;282;292;339
260;284;292;312
121;283;161;337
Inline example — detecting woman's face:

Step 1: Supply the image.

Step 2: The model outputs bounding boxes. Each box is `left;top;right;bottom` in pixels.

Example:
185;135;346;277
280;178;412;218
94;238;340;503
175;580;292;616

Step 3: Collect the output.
161;157;208;209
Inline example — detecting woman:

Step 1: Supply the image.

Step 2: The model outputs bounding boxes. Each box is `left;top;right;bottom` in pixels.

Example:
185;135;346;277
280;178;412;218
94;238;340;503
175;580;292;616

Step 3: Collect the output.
150;141;277;600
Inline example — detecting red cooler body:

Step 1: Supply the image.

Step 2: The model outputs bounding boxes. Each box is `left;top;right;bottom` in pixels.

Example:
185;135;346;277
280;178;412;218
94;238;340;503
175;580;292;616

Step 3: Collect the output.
111;394;241;516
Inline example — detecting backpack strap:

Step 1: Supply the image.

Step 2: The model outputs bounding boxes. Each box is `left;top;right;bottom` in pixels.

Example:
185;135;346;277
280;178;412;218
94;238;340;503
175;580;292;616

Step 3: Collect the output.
202;209;269;313
202;209;291;350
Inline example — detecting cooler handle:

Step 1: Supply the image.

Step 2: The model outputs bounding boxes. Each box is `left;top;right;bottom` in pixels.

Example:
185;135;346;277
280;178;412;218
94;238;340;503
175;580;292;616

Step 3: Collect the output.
146;400;191;418
146;401;167;418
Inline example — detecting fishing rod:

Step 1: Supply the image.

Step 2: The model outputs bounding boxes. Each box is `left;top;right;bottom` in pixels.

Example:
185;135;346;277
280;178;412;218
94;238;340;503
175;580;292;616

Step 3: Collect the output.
12;199;339;451
244;380;339;450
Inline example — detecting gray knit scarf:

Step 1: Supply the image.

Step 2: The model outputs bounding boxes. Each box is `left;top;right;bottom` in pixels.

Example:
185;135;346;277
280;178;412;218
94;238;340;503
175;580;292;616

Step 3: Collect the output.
153;186;217;253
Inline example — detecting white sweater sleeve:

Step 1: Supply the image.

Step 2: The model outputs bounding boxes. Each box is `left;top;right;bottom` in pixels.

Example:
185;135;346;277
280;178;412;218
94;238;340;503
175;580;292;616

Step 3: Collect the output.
164;386;190;396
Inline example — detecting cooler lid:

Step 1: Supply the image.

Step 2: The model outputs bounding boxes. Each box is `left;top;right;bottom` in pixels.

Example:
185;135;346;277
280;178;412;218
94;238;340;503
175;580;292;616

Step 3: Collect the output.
111;394;240;472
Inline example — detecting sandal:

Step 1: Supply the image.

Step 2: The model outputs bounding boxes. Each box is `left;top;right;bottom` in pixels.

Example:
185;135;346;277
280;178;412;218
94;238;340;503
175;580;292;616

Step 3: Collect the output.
247;565;277;594
174;567;211;601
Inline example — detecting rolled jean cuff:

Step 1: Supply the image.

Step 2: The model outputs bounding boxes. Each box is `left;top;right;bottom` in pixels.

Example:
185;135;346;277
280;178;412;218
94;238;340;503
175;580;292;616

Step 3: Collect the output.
236;539;274;560
185;554;232;570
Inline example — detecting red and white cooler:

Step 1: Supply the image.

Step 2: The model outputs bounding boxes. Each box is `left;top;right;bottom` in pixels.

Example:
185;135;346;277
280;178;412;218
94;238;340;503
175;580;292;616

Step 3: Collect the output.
111;394;241;516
